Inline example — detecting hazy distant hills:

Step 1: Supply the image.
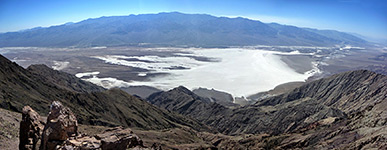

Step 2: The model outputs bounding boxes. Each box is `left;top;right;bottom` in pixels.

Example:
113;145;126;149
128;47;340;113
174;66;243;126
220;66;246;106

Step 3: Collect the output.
0;12;367;47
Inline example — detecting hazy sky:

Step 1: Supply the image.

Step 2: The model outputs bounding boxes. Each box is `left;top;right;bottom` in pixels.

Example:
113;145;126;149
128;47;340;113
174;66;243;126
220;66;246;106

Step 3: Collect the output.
0;0;386;39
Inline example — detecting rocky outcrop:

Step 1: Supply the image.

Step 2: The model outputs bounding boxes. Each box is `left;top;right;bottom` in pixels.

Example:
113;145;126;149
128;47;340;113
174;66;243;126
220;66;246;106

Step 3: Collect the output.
96;127;143;150
19;106;45;150
19;101;146;150
58;127;144;150
40;101;78;150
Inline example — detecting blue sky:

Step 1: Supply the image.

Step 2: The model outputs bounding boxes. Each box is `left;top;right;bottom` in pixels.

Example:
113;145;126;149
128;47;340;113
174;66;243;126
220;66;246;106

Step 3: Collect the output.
0;0;386;39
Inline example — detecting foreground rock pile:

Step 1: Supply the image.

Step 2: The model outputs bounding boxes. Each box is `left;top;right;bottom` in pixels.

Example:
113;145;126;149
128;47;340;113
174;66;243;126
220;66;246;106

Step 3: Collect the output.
19;101;146;150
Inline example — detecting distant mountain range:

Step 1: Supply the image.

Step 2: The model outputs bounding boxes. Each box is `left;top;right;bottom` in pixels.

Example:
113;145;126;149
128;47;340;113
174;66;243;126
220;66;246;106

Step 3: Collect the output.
0;12;367;47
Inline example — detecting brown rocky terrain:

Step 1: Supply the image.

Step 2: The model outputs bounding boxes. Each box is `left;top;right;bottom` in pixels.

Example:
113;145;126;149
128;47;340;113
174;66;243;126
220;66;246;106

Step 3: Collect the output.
0;107;21;150
0;54;208;131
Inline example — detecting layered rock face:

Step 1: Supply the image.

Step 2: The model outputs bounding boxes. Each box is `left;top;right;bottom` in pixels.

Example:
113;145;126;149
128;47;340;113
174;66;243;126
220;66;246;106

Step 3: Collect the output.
19;101;145;150
19;106;45;150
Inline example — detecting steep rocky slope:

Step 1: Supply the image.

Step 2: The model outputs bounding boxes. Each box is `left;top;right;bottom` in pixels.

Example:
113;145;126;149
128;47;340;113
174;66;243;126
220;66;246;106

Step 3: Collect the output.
0;54;208;131
258;70;386;113
147;70;386;136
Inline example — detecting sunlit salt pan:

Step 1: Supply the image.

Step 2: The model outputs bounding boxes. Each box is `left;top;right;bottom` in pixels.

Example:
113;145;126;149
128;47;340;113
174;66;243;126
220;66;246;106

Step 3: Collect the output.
75;71;131;88
84;76;131;89
138;73;147;76
91;48;319;97
92;55;208;72
52;61;70;70
75;72;100;78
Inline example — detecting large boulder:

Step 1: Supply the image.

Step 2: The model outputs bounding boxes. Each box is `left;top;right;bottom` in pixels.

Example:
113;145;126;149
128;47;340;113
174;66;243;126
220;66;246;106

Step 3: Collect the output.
96;127;144;150
40;101;78;150
19;106;45;150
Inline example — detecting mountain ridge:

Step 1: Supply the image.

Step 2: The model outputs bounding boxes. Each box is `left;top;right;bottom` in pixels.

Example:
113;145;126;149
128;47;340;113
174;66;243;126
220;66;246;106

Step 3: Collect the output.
0;12;367;47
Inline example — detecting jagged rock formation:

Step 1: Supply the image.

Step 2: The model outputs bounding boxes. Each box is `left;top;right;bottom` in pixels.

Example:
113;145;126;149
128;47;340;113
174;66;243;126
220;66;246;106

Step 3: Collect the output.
0;54;209;131
40;101;78;150
19;106;45;150
19;101;145;150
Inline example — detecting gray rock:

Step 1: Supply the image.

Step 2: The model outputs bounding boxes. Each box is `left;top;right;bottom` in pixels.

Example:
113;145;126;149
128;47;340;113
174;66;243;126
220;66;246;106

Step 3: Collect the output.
40;101;78;150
